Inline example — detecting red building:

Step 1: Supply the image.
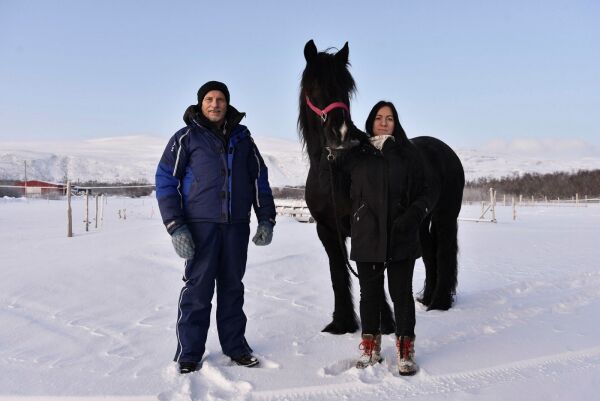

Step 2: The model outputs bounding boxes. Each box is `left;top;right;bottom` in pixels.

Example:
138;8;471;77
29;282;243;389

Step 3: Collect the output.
14;180;67;196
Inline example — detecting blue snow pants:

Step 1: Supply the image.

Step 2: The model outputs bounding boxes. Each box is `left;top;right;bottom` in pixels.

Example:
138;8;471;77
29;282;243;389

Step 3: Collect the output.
174;222;252;363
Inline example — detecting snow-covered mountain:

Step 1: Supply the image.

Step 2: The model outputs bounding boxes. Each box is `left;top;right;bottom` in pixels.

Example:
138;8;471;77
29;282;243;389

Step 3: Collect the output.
1;136;599;185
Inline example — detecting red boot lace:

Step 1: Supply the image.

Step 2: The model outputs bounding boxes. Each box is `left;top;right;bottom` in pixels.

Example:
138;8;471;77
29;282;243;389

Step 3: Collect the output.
396;337;413;359
359;338;376;356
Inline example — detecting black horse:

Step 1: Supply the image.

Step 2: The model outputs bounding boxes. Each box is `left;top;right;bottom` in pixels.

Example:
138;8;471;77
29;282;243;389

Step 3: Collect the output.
299;40;465;334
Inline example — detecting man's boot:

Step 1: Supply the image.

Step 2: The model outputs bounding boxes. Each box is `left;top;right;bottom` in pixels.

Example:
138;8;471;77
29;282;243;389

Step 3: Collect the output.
178;361;200;374
396;336;418;376
356;334;382;369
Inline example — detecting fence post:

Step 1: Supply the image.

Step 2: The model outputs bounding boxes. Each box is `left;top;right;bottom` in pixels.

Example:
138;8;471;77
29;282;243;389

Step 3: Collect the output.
85;190;89;232
519;194;523;206
576;193;579;207
503;194;506;207
490;188;497;222
67;181;73;238
95;194;99;228
100;194;105;227
512;196;516;220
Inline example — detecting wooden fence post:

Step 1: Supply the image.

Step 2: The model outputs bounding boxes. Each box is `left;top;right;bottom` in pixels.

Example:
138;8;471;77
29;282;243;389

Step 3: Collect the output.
100;194;105;227
85;190;89;232
67;181;72;238
512;196;516;220
490;188;496;222
95;194;99;228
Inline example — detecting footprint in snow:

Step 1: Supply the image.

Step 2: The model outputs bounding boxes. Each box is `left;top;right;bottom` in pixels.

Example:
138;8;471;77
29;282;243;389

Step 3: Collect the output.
318;358;355;376
319;357;392;382
158;359;253;401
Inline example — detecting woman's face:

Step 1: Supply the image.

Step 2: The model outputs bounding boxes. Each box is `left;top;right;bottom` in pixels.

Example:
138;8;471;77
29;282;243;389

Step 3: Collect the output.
372;106;394;136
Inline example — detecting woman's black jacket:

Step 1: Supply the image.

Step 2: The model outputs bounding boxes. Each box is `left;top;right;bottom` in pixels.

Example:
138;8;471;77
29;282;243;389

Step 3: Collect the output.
328;138;431;263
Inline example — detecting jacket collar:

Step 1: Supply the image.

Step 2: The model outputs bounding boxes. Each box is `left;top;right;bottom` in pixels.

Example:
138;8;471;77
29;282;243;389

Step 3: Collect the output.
183;104;246;134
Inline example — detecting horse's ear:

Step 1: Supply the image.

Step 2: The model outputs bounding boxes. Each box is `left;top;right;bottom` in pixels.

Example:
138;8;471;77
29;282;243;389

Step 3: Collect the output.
336;42;349;65
304;40;318;62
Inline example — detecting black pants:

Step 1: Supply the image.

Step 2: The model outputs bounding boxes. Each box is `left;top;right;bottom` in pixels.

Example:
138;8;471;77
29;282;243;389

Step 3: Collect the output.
357;259;416;337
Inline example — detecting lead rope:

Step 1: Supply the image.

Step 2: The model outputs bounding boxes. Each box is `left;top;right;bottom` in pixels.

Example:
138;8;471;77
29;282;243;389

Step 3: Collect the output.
326;151;359;278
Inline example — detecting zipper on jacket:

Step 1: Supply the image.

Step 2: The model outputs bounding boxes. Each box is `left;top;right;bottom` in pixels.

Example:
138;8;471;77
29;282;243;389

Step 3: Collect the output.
353;203;366;220
382;153;390;260
226;142;234;223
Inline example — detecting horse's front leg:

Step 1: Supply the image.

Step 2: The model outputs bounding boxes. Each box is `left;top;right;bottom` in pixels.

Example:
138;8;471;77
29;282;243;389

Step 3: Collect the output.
316;222;359;334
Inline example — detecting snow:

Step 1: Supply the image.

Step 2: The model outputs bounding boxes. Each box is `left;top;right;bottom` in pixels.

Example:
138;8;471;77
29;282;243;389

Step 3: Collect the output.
1;196;599;400
1;136;599;186
0;136;308;187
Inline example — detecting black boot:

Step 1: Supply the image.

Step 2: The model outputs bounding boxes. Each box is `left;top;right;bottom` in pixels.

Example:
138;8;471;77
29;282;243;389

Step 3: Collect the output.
231;353;260;367
178;361;200;374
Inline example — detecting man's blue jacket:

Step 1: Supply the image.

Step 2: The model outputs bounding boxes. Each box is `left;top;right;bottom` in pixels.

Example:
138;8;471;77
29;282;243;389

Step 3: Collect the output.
155;105;276;234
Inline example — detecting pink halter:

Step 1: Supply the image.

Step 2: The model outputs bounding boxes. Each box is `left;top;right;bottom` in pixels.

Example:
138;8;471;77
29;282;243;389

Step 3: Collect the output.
305;96;350;123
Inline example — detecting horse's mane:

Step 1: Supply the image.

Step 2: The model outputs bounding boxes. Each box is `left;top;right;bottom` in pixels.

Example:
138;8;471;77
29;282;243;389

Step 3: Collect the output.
298;48;357;159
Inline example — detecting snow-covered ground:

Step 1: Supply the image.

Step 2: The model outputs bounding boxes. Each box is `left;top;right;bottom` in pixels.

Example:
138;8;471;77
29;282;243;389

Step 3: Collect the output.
2;136;600;186
1;196;600;400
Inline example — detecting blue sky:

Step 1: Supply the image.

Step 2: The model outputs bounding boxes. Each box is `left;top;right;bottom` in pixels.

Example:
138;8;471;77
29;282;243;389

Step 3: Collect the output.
1;0;599;150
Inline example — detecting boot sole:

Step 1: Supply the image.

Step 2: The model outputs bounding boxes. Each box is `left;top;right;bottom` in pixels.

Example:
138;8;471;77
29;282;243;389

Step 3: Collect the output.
232;360;260;368
399;368;418;376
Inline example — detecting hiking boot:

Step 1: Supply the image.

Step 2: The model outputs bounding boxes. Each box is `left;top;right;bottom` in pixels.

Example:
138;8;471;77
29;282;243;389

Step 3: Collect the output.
396;336;418;376
178;361;200;374
231;353;260;367
356;333;382;369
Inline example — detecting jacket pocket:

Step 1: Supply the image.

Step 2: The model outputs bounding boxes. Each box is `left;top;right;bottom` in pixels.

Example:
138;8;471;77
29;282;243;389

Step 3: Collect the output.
351;202;379;258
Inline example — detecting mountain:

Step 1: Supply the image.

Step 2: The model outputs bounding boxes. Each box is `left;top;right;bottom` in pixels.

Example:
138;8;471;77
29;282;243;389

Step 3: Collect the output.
1;136;599;185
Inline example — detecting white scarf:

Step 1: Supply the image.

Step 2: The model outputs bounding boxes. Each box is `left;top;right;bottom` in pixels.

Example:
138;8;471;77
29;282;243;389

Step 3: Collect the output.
369;135;394;150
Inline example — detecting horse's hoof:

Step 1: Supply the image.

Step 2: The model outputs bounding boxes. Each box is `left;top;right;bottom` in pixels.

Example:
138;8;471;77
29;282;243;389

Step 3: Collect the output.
416;296;431;307
426;294;454;311
321;319;359;334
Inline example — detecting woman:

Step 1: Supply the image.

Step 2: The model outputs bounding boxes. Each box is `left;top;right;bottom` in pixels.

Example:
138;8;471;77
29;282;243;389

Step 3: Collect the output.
344;101;430;375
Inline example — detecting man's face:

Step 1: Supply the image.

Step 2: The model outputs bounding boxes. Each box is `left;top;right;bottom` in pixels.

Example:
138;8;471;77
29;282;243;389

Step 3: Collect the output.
201;90;227;125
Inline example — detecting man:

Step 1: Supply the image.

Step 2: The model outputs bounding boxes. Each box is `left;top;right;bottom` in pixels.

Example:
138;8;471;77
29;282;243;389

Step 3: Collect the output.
156;81;276;374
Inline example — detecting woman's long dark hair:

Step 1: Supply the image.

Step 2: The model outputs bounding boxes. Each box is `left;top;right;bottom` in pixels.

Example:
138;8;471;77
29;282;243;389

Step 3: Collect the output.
365;101;413;148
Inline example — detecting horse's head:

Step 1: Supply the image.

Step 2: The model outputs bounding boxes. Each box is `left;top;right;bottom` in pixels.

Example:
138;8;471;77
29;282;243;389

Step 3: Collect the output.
299;40;364;159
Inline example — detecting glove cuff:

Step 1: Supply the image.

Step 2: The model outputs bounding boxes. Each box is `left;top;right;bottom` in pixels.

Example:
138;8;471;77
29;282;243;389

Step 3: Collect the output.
259;218;275;228
171;224;189;236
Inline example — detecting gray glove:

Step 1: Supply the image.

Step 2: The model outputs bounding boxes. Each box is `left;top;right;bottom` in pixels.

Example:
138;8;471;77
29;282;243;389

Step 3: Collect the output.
171;225;195;260
252;221;274;246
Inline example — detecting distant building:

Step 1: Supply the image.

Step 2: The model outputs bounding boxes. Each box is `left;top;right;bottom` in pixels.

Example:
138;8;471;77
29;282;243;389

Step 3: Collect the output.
14;180;67;196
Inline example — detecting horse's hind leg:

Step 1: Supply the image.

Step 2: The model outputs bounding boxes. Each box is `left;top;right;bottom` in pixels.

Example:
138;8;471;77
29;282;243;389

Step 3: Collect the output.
428;217;458;310
417;214;437;307
317;223;359;334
